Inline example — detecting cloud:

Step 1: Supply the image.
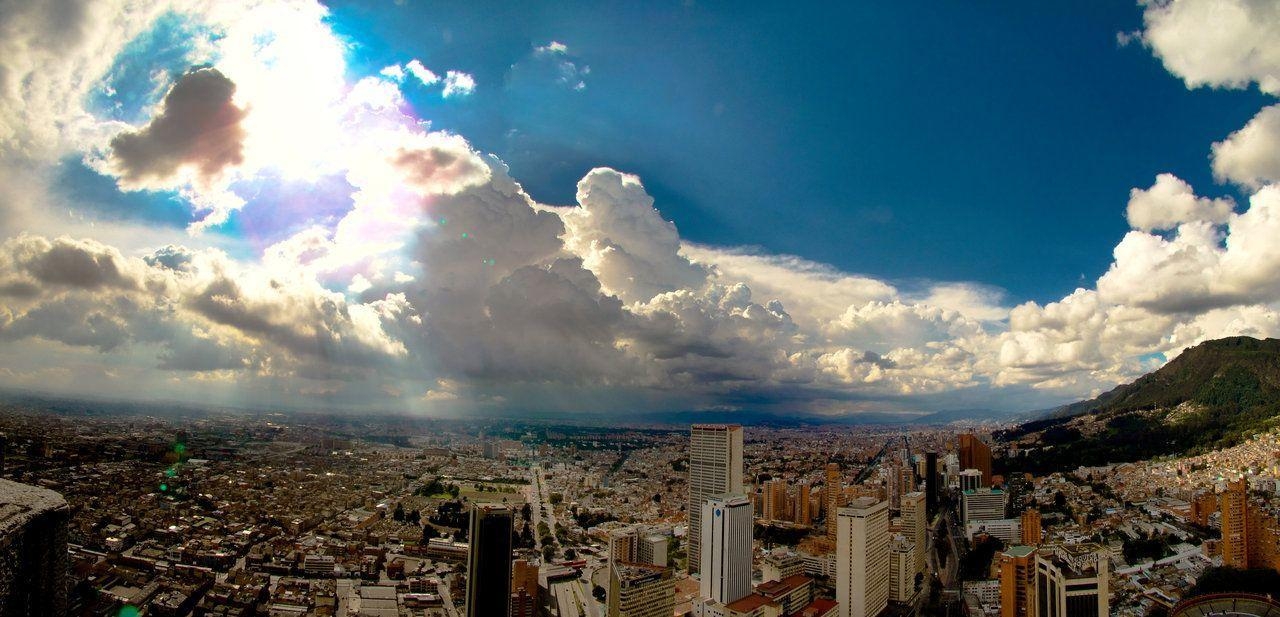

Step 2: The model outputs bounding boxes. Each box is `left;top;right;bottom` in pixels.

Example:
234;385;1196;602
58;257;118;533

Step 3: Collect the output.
561;168;708;303
1138;0;1280;94
1212;104;1280;188
1100;186;1280;313
512;41;590;92
105;67;246;189
1126;173;1234;231
9;0;1280;416
404;59;440;86
442;71;476;97
0;0;172;156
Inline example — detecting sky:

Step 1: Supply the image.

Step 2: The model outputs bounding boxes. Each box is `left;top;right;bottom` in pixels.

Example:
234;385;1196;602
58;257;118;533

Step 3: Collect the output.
2;0;1280;419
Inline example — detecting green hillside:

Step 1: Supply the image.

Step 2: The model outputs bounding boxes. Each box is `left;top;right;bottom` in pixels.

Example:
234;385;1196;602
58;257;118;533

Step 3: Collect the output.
997;337;1280;473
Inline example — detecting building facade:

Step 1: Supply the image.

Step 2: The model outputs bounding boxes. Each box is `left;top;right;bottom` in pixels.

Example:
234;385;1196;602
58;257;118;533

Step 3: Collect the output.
836;497;890;617
689;424;744;575
699;495;753;609
609;562;675;617
464;503;513;617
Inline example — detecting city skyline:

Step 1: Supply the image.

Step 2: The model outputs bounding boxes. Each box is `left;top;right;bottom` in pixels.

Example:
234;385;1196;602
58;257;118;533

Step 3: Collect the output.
4;1;1280;419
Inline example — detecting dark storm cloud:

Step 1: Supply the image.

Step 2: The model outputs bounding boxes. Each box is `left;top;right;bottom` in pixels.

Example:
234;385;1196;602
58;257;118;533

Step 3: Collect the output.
107;67;247;188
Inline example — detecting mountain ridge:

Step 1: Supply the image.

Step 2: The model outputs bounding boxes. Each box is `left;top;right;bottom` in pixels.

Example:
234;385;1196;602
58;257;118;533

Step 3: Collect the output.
998;336;1280;472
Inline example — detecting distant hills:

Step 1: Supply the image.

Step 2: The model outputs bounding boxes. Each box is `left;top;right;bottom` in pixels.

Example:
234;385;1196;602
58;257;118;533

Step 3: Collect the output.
997;336;1280;472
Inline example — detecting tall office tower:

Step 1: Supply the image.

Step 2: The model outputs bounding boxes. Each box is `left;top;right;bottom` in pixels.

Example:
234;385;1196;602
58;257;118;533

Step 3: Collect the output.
836;497;890;617
1020;509;1042;546
999;546;1037;617
958;434;992;487
510;559;540;617
888;463;903;511
796;482;813;526
888;537;916;603
699;495;753;607
688;424;744;574
901;492;927;574
763;479;788;521
637;534;669;568
0;480;70;617
1033;544;1109;617
465;503;513;617
962;488;1008;524
609;527;640;566
924;453;938;517
959;469;983;492
1221;478;1248;568
898;465;915;499
1245;507;1280;572
608;562;675;617
825;462;842;541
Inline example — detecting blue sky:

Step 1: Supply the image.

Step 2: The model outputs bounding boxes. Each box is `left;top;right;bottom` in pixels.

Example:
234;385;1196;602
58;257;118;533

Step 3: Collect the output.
329;0;1269;303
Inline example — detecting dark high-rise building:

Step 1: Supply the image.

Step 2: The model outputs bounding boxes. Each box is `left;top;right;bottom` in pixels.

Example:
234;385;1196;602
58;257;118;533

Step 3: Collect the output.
959;434;992;487
465;503;513;617
0;479;70;617
924;453;938;517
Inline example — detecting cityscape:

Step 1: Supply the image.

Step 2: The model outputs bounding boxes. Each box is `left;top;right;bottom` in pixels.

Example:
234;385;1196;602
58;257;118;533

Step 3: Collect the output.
5;1;1280;617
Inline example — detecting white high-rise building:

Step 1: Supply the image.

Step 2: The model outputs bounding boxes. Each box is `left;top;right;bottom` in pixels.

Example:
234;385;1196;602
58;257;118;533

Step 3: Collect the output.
961;488;1007;524
901;491;926;575
889;536;917;603
638;534;669;568
1034;543;1110;617
837;497;890;617
698;494;753;610
688;424;744;574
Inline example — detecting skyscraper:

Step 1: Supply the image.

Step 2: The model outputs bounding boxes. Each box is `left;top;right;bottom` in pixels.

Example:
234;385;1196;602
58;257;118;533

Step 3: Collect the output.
958;434;992;488
999;545;1037;617
510;559;540;617
609;527;640;566
0;479;69;617
796;481;812;526
924;453;938;517
825;462;842;541
901;491;927;574
688;424;744;575
1033;544;1109;617
962;488;1007;524
637;534;669;568
609;562;675;617
1020;509;1042;547
465;503;513;617
761;478;786;521
836;497;890;617
1221;478;1248;568
699;495;753;608
889;537;916;603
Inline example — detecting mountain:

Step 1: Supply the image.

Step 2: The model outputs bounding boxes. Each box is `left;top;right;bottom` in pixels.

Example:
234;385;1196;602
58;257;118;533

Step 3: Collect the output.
997;336;1280;472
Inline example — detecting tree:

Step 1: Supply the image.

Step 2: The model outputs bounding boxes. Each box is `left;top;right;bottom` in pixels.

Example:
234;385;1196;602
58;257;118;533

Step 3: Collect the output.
542;545;556;562
549;493;563;505
564;548;577;560
522;503;532;521
393;503;406;522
